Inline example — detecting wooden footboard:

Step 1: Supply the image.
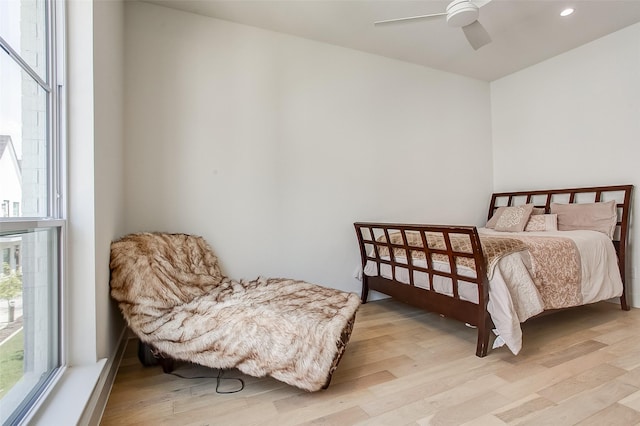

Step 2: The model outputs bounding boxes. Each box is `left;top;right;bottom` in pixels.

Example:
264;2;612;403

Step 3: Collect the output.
353;223;493;357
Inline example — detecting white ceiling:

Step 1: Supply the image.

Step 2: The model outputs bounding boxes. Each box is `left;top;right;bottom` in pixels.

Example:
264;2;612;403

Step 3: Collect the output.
143;0;640;81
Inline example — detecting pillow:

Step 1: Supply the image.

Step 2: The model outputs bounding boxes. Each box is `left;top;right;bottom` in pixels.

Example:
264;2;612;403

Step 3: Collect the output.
486;204;536;229
485;206;507;229
524;214;558;232
531;207;546;215
550;200;617;238
494;204;534;232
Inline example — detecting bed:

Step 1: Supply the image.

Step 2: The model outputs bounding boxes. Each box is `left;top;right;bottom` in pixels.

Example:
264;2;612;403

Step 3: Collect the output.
354;185;633;357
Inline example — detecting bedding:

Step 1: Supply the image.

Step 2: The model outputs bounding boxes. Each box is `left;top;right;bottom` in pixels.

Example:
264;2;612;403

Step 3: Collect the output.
374;231;528;277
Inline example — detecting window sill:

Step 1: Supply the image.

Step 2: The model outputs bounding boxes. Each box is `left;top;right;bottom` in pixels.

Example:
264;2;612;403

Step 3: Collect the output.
26;359;107;425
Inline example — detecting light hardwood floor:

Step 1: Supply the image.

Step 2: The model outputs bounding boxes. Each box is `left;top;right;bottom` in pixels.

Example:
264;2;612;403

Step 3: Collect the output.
101;299;640;425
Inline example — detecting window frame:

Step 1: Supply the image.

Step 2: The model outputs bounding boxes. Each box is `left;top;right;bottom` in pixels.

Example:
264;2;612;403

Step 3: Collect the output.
0;0;66;423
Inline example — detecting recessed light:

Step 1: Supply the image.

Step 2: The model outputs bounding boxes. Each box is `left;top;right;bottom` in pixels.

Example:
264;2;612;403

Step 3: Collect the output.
560;8;575;17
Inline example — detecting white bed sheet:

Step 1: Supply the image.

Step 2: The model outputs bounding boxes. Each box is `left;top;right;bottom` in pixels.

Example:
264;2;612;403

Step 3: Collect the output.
363;228;623;354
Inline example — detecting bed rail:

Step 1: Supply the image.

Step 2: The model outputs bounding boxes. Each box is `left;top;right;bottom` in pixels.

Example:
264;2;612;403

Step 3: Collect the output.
354;223;492;357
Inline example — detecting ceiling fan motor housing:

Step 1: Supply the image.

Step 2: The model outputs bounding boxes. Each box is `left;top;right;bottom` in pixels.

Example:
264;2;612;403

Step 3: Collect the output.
446;0;479;27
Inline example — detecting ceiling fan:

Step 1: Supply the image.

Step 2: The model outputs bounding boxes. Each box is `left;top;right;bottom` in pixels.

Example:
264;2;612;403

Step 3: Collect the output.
374;0;493;50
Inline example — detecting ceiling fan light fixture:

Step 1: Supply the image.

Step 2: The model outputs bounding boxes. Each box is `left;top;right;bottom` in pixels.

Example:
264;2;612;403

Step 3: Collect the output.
446;0;480;27
560;8;575;17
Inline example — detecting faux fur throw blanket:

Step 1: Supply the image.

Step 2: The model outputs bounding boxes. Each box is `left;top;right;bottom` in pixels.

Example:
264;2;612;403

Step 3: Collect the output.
110;233;361;391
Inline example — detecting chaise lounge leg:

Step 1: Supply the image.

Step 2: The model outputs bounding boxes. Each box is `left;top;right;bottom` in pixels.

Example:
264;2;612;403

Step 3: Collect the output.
157;357;176;374
138;341;176;372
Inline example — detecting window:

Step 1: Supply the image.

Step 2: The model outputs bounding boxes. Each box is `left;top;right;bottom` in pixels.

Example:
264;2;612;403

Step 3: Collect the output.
0;0;64;424
2;248;9;265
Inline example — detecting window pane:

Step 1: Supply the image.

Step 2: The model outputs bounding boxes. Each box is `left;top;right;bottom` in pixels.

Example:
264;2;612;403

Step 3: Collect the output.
0;0;48;82
0;227;59;424
0;50;49;218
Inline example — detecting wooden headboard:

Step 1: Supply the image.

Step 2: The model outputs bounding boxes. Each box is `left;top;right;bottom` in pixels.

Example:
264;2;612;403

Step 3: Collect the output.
488;184;633;309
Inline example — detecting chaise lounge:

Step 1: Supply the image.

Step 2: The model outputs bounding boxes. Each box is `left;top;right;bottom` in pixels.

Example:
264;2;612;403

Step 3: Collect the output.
109;232;360;392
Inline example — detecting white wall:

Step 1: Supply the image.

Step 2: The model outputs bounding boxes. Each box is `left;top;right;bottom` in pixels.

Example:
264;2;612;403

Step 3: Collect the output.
67;0;126;365
124;2;493;294
93;0;126;360
491;22;640;305
66;0;97;366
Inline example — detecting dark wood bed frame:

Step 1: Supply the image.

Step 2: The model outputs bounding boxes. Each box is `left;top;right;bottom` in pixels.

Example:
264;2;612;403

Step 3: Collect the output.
354;184;633;357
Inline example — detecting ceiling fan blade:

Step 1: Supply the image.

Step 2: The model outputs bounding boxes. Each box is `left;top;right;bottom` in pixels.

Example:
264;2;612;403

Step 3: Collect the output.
462;20;492;50
374;12;447;26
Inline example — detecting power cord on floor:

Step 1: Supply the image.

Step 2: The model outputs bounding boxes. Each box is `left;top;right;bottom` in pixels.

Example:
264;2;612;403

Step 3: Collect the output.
169;368;245;394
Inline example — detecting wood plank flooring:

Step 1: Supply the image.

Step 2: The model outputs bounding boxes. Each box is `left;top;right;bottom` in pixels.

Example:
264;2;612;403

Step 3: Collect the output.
100;299;640;425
